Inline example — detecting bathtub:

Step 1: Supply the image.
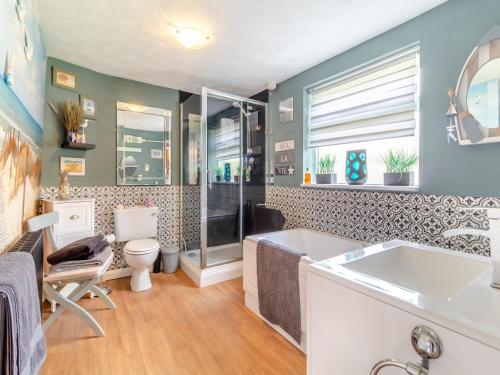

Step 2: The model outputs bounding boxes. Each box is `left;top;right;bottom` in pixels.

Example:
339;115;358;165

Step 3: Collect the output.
243;228;367;352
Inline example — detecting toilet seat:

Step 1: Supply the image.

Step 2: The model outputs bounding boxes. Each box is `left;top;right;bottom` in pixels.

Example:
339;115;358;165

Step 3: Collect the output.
123;239;160;255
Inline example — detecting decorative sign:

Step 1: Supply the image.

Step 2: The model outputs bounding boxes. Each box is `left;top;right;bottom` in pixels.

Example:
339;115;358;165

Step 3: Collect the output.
275;165;295;176
274;139;295;152
274;150;295;164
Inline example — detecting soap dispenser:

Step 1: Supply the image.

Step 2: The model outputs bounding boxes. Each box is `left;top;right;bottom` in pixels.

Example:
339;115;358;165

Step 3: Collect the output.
304;168;312;185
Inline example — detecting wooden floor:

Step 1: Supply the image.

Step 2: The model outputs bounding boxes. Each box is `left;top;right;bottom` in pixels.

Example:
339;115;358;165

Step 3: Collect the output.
41;271;306;375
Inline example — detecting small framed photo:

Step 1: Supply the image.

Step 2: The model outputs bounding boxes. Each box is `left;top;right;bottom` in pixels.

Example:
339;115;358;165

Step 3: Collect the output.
151;149;163;159
52;67;77;90
80;95;97;119
60;157;85;176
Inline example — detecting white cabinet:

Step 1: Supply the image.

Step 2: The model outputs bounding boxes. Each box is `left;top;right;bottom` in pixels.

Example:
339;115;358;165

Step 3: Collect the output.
42;199;95;311
307;272;500;375
42;199;95;248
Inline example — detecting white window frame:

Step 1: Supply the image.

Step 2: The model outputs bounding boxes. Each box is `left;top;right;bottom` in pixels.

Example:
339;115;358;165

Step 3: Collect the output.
303;43;421;191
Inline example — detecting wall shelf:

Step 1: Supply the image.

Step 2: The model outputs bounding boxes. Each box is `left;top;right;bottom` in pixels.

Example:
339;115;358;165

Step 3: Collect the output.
61;142;96;151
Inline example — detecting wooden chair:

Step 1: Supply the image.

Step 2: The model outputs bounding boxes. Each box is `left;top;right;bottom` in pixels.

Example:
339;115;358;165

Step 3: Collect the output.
27;212;116;337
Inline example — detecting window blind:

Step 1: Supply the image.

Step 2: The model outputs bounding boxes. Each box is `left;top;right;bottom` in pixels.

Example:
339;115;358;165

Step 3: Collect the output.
215;118;240;161
307;47;419;148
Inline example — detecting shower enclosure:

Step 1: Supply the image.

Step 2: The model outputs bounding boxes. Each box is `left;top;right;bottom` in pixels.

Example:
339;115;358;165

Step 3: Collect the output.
180;88;266;284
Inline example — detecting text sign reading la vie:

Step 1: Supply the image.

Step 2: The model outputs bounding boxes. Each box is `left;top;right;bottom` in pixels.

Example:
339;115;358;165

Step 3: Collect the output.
274;165;295;176
274;140;295;152
274;150;295;164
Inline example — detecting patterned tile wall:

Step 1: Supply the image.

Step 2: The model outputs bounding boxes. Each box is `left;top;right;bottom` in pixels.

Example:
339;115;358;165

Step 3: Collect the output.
40;186;180;270
266;186;500;257
40;184;498;271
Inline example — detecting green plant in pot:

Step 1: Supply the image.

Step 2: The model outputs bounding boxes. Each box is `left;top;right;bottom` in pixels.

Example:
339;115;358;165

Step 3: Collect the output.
381;149;418;186
215;167;223;182
316;154;336;184
62;100;83;143
234;165;241;183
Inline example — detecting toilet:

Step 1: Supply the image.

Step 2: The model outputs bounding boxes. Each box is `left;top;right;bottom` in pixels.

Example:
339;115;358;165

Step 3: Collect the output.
113;206;160;292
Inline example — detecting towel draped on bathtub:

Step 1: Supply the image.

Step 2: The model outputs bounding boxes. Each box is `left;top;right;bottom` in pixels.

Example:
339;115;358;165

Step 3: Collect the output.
256;239;305;344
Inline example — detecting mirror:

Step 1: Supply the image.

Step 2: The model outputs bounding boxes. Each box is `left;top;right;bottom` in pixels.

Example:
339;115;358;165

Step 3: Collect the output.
467;58;500;129
455;25;500;145
116;101;172;185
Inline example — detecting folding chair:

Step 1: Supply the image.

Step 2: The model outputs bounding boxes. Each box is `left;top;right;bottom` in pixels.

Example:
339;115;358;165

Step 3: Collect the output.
27;211;116;337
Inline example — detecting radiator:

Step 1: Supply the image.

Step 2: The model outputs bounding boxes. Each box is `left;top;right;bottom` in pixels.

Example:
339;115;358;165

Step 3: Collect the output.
7;230;44;302
0;230;44;375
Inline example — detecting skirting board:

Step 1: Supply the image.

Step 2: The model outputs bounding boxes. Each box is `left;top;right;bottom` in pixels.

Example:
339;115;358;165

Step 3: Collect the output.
180;255;243;287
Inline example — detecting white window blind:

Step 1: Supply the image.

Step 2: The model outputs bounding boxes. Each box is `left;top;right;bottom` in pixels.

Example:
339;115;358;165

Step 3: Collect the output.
307;47;419;148
215;118;240;161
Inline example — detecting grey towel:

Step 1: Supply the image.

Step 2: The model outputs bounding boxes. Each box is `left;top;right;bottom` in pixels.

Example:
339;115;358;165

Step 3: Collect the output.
0;252;46;375
47;235;109;265
257;239;305;344
49;247;111;274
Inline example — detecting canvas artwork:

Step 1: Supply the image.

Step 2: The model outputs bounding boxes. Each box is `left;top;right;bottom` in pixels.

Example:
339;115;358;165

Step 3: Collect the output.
0;0;47;252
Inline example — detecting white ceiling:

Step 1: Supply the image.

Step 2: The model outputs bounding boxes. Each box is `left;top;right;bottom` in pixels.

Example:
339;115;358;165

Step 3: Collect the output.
39;0;447;97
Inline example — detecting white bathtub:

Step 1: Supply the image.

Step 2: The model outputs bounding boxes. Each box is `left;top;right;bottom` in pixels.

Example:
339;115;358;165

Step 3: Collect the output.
243;228;367;352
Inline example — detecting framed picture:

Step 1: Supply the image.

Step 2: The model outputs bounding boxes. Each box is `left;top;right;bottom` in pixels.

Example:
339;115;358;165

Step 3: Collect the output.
80;95;97;119
52;67;77;90
151;149;163;159
60;157;85;176
279;97;294;124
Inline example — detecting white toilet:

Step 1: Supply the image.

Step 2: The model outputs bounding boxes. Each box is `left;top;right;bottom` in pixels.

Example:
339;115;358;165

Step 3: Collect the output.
113;206;160;292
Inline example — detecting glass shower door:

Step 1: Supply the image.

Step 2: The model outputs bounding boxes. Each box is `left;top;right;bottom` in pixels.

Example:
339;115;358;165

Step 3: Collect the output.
201;88;243;267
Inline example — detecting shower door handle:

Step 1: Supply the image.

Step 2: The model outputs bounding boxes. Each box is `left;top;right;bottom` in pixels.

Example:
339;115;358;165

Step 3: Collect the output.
208;169;212;189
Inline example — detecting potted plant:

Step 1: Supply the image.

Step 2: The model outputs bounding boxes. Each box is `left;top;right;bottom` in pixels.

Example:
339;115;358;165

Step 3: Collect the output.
62;100;83;143
381;149;418;186
215;167;223;182
316;154;336;184
234;165;241;183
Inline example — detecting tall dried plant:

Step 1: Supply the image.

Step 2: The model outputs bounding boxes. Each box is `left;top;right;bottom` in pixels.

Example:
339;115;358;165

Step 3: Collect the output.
62;100;83;133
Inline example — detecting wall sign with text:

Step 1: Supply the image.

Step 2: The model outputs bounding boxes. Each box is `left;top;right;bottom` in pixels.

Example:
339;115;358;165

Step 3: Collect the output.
274;150;295;164
274;165;295;176
274;139;295;152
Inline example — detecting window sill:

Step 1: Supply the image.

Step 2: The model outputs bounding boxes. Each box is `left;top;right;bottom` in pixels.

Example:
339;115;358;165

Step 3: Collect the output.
300;183;419;193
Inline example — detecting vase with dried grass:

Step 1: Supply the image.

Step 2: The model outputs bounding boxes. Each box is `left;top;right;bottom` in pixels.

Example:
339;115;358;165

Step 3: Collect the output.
62;100;83;143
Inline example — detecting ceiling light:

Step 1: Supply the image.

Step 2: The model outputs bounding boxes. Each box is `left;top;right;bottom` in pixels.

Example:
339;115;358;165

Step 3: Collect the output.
175;27;210;50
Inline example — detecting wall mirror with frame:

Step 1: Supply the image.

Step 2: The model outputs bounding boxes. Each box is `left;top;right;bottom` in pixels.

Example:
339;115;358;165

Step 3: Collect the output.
455;26;500;145
116;101;172;185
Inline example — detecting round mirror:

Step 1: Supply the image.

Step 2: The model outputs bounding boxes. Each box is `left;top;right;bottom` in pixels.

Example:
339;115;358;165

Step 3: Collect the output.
119;155;137;178
467;58;500;129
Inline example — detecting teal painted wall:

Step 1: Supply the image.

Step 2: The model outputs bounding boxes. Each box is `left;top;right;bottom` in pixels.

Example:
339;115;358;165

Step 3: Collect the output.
41;57;180;186
269;0;500;197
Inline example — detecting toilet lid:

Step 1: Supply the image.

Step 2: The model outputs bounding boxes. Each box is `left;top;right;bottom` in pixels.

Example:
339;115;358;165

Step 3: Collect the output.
124;239;160;254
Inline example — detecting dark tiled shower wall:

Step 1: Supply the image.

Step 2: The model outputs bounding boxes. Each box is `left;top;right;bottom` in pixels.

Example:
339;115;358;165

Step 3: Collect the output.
265;186;497;257
40;186;180;270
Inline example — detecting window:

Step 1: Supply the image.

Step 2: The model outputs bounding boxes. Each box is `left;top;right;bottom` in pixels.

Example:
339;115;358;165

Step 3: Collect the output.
213;117;240;182
305;46;420;186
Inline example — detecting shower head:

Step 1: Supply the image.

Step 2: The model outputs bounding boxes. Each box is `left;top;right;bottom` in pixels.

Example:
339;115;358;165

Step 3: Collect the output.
232;101;250;117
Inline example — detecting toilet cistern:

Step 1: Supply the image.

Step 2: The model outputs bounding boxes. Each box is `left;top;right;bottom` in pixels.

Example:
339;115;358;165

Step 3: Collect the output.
443;207;500;289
